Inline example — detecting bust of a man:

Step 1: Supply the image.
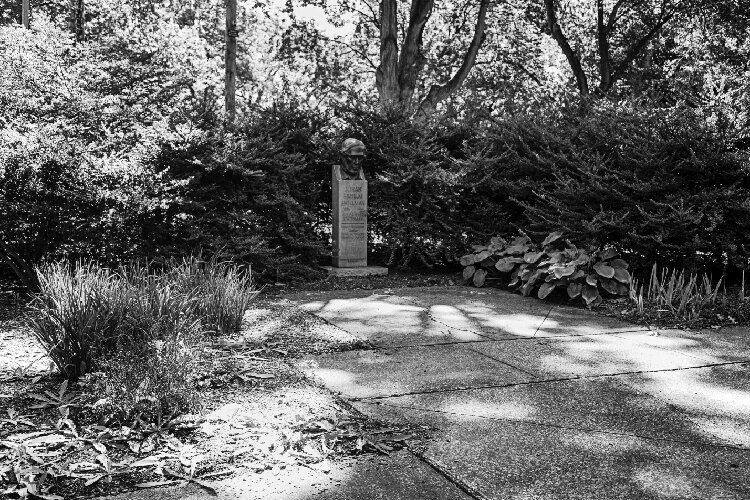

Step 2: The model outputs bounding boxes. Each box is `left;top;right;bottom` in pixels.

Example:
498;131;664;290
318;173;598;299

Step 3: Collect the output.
338;138;366;180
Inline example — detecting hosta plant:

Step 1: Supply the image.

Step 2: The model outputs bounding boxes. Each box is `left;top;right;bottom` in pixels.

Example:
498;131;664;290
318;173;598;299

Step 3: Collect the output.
460;232;631;306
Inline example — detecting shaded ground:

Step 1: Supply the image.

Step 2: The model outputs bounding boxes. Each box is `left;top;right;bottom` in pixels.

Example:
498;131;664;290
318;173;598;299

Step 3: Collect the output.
294;286;750;500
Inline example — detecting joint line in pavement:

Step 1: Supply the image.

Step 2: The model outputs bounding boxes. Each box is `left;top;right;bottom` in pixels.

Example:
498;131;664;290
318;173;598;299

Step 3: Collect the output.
364;400;750;452
409;448;491;500
352;360;750;402
532;304;556;338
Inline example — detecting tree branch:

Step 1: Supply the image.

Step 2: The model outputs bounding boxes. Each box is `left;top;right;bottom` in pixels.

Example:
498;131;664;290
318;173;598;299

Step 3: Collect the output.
320;34;379;70
609;6;676;87
607;0;630;31
544;0;589;95
503;59;542;86
416;0;490;118
350;1;381;29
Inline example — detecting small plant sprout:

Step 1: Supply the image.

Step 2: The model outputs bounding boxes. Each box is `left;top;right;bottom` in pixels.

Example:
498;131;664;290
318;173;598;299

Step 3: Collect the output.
0;409;36;429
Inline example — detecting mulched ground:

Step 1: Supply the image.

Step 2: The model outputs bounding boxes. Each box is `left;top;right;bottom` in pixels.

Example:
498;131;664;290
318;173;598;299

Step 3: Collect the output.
264;268;459;296
0;297;419;500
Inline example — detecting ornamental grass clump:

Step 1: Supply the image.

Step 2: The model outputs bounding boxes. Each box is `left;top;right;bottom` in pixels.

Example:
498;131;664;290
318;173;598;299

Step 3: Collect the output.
630;264;722;322
170;256;258;335
27;261;134;379
27;257;256;382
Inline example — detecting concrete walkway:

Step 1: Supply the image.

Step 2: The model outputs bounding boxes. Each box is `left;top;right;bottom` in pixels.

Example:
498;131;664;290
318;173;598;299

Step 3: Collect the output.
294;286;750;500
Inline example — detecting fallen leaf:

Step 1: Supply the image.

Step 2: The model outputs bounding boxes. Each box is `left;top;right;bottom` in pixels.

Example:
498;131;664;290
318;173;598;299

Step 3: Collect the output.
135;480;178;489
130;456;162;468
242;372;274;379
163;467;217;497
198;470;233;479
84;474;106;486
385;433;412;442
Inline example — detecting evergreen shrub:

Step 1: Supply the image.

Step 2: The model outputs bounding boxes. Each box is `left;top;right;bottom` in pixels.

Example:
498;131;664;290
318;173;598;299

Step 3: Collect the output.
464;101;750;274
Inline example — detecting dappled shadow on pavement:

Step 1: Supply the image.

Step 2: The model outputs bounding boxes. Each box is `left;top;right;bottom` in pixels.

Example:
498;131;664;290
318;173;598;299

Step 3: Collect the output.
293;286;750;499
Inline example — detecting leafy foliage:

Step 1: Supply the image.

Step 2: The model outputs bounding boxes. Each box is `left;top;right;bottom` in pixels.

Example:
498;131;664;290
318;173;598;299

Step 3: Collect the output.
338;107;473;267
0;4;749;284
461;232;632;306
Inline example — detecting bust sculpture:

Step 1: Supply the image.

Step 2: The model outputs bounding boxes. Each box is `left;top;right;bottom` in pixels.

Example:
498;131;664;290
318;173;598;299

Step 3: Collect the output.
338;138;366;180
328;137;387;275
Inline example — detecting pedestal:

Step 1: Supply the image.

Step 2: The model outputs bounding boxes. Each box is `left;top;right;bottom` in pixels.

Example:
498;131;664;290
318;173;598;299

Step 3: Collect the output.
322;266;389;277
332;165;367;267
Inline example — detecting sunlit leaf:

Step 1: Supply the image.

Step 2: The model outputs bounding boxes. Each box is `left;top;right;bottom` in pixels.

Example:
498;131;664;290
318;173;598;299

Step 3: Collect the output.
538;282;555;299
613;268;631;284
593;262;615;278
495;258;516;273
462;265;476;281
523;251;543;264
473;269;487;287
542;231;563;247
459;255;474;267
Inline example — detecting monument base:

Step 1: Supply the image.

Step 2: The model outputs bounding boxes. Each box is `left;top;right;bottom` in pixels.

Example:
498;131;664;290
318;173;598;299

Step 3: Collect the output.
323;266;389;277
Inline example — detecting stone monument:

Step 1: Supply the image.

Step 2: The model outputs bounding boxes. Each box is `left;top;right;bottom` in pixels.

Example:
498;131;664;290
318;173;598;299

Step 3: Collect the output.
327;139;388;276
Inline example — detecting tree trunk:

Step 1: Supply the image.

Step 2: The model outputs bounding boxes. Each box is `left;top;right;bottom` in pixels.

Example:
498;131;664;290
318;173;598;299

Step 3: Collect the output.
544;0;588;95
225;0;238;122
21;0;30;28
74;0;85;42
375;0;400;108
596;0;612;92
397;0;434;107
376;0;489;118
416;0;490;119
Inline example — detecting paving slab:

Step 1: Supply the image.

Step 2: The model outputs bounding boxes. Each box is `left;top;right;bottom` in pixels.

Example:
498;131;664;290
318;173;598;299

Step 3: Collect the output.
396;288;647;337
290;287;648;347
300;343;533;399
406;412;750;500
541;305;648;335
293;290;489;346
470;333;719;379
353;375;731;445
353;376;750;499
291;288;750;498
618;363;750;447
95;450;471;500
613;327;750;364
